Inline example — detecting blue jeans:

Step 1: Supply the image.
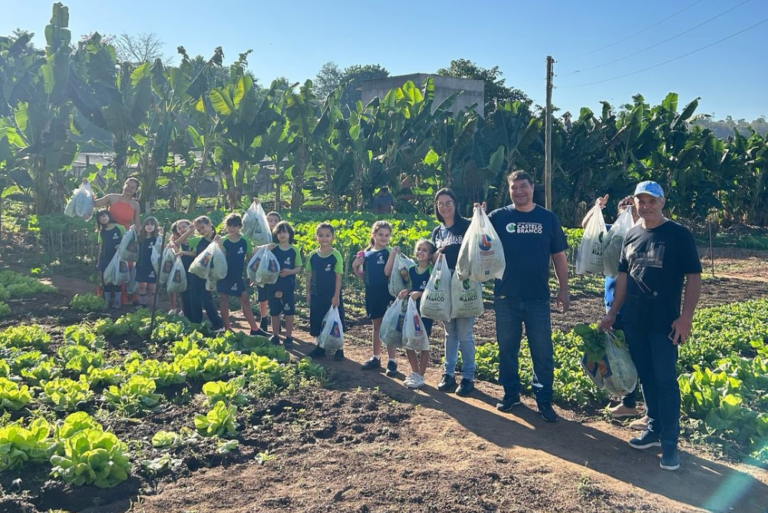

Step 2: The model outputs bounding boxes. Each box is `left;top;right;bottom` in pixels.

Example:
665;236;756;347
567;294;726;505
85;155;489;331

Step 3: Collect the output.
443;317;476;381
624;322;680;444
495;297;554;405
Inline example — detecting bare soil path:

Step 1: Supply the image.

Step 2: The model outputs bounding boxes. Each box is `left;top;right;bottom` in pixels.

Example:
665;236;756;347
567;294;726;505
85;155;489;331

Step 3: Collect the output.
20;269;767;513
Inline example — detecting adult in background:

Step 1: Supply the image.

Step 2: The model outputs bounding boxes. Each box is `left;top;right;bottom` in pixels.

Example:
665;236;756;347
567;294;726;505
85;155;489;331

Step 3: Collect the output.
601;181;702;471
92;177;142;229
372;186;395;215
91;177;142;305
431;188;476;396
487;170;569;423
583;194;648;429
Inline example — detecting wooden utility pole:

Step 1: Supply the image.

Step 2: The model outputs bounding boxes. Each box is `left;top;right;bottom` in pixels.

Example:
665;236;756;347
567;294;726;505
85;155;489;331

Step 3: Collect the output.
544;56;554;210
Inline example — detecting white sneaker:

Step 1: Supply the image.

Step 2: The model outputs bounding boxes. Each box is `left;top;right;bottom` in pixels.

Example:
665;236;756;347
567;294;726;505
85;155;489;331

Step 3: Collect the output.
403;373;417;387
406;373;425;389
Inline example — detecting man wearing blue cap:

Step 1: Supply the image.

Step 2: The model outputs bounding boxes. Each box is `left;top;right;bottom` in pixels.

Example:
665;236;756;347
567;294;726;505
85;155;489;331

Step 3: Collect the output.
600;181;702;471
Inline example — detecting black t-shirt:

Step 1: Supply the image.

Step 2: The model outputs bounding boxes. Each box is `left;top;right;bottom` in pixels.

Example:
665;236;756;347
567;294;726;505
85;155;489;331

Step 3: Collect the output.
431;216;470;271
488;204;568;300
618;220;702;332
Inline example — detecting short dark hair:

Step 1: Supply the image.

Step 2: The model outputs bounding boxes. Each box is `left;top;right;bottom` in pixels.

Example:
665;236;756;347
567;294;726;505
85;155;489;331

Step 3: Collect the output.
434;188;457;224
273;221;295;244
380;186;389;193
224;213;243;227
316;222;335;235
507;170;534;186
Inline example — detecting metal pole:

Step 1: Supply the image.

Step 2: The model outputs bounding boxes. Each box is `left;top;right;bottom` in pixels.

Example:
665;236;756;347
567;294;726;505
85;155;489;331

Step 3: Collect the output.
544;56;554;210
708;218;715;278
147;219;171;344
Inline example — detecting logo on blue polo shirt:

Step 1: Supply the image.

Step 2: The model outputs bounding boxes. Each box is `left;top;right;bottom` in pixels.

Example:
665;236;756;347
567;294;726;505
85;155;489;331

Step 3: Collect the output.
506;223;517;233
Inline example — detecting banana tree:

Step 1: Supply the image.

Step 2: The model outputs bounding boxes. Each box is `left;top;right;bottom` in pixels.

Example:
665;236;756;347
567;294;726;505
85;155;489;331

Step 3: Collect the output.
0;3;78;215
285;79;325;211
69;33;152;185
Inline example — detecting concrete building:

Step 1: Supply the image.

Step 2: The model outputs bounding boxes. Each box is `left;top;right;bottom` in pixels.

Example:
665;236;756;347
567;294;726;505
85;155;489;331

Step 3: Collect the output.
361;74;484;117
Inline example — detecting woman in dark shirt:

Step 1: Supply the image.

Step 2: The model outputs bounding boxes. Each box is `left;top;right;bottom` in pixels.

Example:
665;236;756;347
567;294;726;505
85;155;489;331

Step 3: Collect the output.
430;188;477;396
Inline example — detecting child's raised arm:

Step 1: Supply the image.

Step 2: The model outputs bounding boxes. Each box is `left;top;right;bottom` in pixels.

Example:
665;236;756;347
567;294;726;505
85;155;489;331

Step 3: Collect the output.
384;247;400;277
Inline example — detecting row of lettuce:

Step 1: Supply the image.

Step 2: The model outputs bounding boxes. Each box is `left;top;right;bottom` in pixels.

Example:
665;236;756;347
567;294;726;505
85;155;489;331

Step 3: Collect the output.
0;309;325;488
472;298;768;463
0;270;57;319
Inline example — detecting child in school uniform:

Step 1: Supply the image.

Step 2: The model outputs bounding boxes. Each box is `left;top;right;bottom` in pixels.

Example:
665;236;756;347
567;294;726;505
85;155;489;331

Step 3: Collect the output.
167;219;190;315
216;213;261;334
175;216;224;331
388;239;437;389
353;221;398;375
268;221;302;347
306;222;345;360
254;208;282;335
95;210;126;309
134;216;161;309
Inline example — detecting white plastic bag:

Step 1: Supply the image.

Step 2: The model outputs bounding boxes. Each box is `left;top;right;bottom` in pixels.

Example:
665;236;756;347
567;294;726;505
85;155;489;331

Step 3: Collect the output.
190;242;228;281
64;182;95;220
602;207;633;278
247;246;280;286
158;248;176;285
380;298;406;348
104;252;130;286
450;272;483;318
456;206;506;282
151;237;163;275
126;266;139;295
254;249;280;286
420;253;452;322
118;226;140;263
167;258;188;294
601;332;638;397
318;307;344;351
243;201;272;246
576;200;607;275
403;297;429;352
388;252;416;297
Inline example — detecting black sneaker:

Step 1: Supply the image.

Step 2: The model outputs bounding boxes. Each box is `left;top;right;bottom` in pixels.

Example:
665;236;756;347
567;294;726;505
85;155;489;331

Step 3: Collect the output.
496;395;522;412
307;346;326;358
385;360;398;377
455;378;475;396
660;442;680;471
629;430;662;450
334;349;344;361
539;403;558;423
361;357;382;370
260;318;271;333
283;336;293;348
270;335;280;346
437;374;457;392
250;329;268;337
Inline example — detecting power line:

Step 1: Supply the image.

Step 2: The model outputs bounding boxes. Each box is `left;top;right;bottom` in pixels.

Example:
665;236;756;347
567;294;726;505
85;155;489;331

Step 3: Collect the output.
566;0;750;75
558;16;768;89
559;0;706;62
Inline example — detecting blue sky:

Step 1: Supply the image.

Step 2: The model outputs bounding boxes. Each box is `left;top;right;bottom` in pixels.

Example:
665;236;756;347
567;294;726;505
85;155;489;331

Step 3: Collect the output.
4;0;767;120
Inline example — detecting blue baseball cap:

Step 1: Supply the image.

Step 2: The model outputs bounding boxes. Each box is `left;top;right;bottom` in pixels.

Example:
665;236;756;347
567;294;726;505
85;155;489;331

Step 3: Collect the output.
633;181;664;198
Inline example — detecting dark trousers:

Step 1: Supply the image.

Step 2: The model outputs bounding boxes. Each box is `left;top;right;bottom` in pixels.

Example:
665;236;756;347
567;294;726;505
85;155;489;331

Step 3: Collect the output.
185;274;223;330
624;322;680;443
495;297;554;405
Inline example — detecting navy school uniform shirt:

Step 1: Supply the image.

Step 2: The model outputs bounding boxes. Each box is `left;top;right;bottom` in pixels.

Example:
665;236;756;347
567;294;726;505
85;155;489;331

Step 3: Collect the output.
136;236;160;270
363;248;390;291
222;235;254;280
431;216;470;271
271;244;303;293
618;220;702;332
98;225;126;261
308;249;344;299
488;204;568;300
408;264;432;309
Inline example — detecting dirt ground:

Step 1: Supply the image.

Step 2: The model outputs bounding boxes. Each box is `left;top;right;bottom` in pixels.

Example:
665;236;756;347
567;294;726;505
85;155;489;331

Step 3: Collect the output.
2;251;768;513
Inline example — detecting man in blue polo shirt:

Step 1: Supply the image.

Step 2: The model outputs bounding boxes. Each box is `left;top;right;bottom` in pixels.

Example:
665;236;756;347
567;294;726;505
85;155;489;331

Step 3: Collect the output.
487;170;570;423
